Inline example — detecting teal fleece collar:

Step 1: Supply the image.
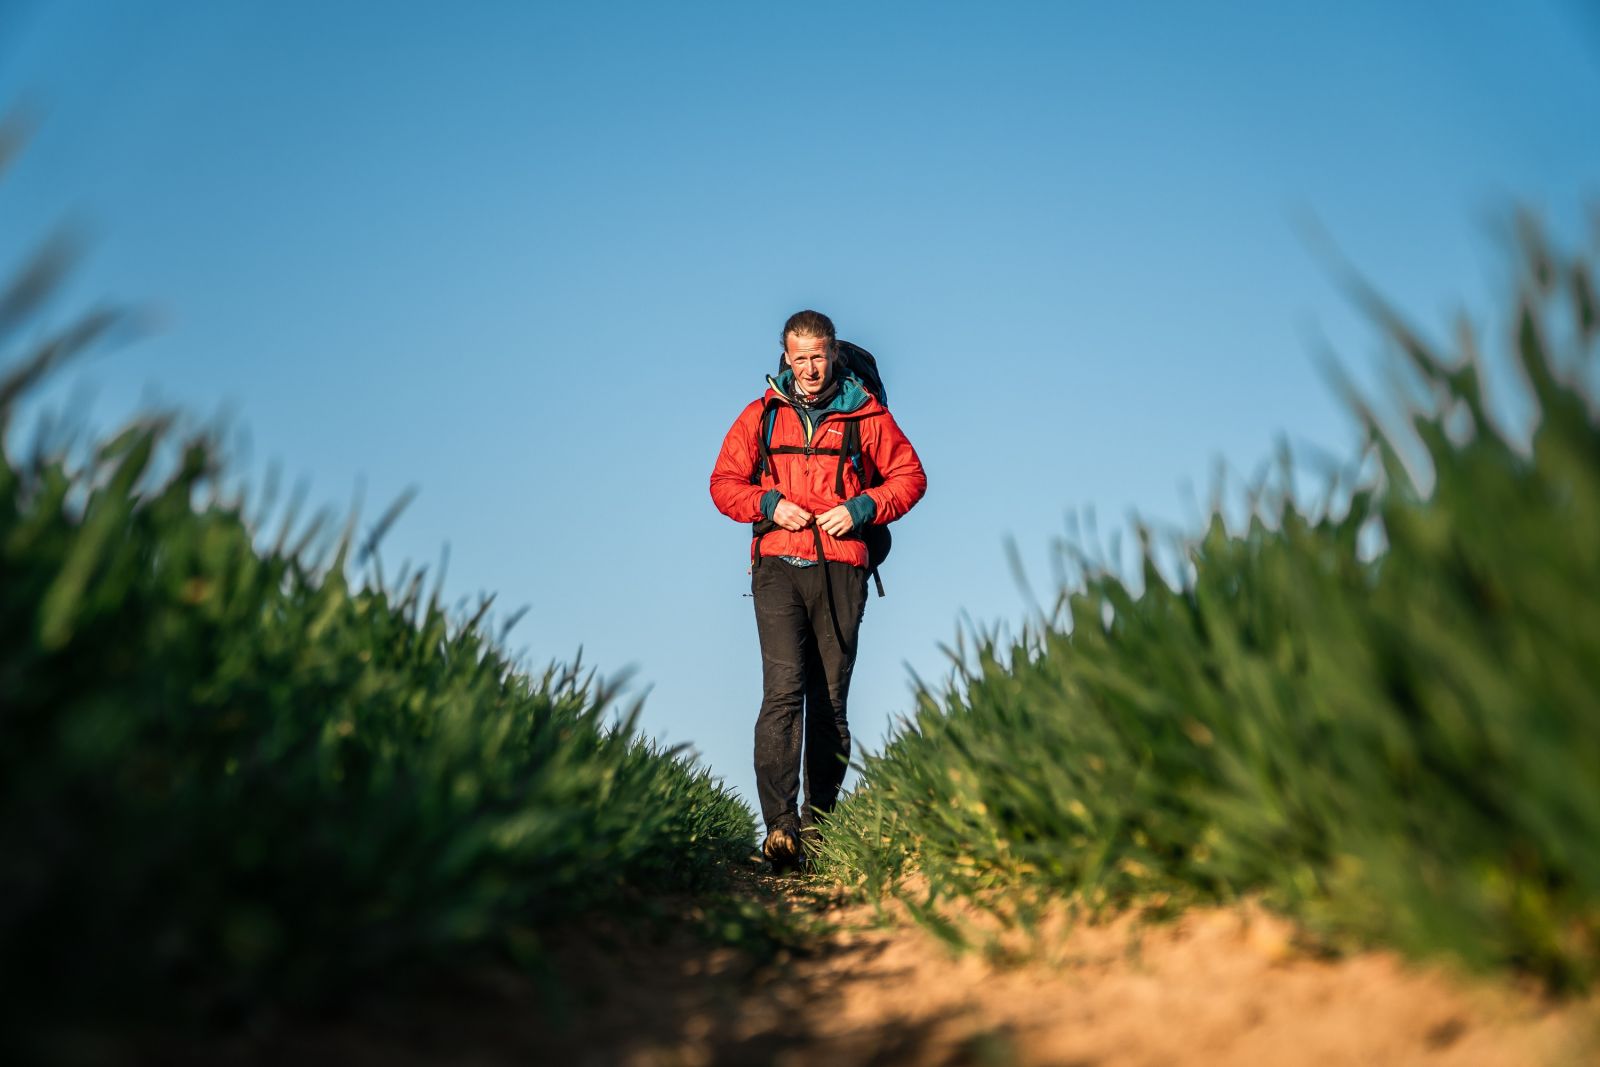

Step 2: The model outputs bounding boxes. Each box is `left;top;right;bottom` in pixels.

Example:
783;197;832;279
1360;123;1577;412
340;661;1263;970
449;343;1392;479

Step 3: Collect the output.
769;370;871;414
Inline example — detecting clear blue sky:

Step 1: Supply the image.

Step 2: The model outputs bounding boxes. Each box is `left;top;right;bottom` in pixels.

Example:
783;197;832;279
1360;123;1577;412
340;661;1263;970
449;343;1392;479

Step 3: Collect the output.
4;1;1598;812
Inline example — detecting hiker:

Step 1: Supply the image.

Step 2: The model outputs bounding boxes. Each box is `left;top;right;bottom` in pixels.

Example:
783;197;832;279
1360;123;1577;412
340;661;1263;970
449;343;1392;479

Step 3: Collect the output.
709;309;927;869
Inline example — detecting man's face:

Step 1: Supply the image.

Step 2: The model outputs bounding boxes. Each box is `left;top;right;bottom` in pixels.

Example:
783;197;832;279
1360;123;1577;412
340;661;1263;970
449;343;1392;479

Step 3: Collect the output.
784;332;834;397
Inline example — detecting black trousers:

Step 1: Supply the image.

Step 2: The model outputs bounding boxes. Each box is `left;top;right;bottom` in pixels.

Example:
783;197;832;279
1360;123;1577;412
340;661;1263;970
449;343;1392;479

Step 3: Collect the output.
751;558;869;833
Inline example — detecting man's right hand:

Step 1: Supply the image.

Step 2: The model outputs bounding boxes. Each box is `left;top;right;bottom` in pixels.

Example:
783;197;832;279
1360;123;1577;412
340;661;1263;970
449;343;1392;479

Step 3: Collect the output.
773;499;813;531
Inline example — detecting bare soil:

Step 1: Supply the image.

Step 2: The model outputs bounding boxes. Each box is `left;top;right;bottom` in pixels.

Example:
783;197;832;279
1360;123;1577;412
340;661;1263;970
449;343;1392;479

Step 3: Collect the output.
128;866;1599;1067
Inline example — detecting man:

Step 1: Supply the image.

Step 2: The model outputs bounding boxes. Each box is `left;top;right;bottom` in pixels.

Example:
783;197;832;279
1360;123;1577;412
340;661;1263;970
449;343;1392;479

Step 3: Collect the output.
709;310;927;869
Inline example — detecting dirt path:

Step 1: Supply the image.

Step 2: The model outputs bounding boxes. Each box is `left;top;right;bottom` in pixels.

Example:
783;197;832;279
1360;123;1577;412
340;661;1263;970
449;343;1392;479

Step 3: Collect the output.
165;868;1597;1067
731;887;1596;1067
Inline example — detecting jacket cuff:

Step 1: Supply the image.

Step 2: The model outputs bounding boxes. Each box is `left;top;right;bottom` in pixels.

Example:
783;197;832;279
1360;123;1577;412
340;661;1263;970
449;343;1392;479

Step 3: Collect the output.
844;494;877;529
760;490;784;520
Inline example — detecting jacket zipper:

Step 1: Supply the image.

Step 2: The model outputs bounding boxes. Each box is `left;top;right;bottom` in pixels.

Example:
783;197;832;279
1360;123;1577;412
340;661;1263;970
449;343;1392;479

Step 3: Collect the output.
764;377;858;454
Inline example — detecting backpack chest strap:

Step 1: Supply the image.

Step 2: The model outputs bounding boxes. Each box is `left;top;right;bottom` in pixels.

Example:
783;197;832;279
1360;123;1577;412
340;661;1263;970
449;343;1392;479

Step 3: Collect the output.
756;445;859;498
764;445;846;457
750;406;867;495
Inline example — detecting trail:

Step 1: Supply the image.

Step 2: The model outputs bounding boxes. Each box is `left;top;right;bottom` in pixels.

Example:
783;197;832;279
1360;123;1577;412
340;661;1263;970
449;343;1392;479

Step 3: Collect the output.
156;866;1596;1067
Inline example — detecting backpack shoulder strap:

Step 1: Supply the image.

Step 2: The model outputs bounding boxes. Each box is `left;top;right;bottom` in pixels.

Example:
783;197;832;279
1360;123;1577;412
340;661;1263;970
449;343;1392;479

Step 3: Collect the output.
833;417;864;497
749;399;780;485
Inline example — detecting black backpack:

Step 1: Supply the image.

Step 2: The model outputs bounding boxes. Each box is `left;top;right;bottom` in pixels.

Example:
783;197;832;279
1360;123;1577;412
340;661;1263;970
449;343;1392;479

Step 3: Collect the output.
750;340;893;597
799;339;886;407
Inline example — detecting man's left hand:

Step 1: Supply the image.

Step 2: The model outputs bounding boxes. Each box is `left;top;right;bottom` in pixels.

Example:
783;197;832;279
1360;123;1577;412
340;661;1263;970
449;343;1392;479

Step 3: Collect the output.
816;504;856;537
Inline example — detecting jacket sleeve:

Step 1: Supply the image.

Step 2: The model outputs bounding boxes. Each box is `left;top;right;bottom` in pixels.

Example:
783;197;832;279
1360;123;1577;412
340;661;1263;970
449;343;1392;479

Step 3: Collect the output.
862;409;927;524
709;399;768;523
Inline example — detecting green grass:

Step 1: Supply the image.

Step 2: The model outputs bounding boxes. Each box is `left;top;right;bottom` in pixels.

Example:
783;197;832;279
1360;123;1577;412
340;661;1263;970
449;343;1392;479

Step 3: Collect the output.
0;402;760;1024
815;220;1600;990
0;121;762;1048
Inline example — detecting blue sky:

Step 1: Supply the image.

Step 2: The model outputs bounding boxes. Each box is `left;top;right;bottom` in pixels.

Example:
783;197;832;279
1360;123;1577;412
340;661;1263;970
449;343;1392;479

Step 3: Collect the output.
4;1;1598;812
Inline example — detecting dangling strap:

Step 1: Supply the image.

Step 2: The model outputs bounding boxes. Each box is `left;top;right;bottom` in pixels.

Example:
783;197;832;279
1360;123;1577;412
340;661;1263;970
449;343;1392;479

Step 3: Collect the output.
750;517;777;572
810;525;852;656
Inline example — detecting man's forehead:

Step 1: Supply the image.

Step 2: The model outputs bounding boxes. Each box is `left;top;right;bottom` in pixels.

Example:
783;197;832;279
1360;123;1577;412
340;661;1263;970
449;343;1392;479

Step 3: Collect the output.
784;332;832;353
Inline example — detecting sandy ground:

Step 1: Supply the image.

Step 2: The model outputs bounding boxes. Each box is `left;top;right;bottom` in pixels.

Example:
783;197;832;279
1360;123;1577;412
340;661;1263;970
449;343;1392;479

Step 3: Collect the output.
134;866;1599;1067
721;886;1599;1067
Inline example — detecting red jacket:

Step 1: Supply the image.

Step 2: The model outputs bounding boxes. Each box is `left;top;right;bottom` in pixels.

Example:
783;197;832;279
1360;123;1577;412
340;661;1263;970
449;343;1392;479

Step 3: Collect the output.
710;373;927;567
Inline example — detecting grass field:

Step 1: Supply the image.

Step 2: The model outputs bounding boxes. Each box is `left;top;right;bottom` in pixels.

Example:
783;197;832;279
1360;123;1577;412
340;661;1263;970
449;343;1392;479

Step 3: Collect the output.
0;120;767;1053
814;219;1600;991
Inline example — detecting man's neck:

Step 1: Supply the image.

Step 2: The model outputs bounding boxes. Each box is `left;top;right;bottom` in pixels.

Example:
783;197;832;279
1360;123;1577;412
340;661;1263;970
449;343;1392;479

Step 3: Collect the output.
794;373;833;404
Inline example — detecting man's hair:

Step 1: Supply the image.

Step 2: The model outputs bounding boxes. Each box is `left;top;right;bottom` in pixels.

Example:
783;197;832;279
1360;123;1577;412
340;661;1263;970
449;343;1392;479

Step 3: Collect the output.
782;309;836;348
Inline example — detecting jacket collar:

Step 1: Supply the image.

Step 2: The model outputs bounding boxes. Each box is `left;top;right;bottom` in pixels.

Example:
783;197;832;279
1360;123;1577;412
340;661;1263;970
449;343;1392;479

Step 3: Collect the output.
767;369;872;414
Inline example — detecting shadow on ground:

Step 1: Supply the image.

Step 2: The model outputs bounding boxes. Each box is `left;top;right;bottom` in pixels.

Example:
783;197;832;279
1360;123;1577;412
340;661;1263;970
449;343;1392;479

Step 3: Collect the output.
88;866;987;1067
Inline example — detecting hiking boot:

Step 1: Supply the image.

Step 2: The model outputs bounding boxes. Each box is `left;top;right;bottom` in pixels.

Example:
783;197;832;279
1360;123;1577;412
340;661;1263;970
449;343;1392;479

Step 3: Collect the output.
762;825;801;872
